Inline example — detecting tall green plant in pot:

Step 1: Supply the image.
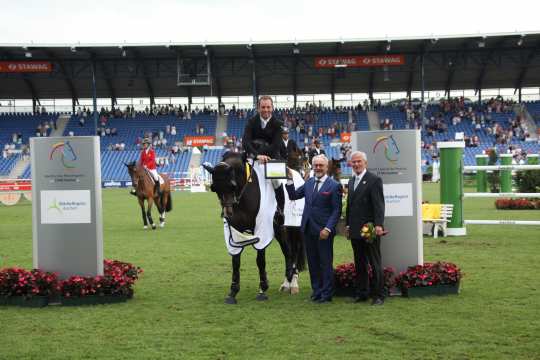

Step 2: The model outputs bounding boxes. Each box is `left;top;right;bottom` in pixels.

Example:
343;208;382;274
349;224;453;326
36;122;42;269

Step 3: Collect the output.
486;148;500;193
515;169;540;193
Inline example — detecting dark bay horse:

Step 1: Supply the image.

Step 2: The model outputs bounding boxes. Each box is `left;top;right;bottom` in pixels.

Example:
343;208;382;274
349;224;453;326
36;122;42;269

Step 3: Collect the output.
274;148;306;295
203;152;270;304
125;161;172;229
328;157;343;181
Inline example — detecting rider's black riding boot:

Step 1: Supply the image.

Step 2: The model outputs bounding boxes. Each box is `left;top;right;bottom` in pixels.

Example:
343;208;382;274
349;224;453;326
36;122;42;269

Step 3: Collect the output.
154;181;161;196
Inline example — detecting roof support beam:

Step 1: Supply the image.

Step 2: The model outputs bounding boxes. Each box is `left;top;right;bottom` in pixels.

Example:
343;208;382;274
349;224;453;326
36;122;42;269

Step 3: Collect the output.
292;57;298;108
208;48;222;104
23;77;40;110
98;61;117;107
514;40;540;93
44;50;79;106
475;39;506;95
131;48;155;106
330;42;342;109
248;45;258;107
445;41;470;97
368;42;387;104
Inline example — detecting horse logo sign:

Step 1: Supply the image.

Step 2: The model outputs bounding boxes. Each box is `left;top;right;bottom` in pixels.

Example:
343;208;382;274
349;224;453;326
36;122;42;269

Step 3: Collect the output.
373;135;400;165
49;141;78;168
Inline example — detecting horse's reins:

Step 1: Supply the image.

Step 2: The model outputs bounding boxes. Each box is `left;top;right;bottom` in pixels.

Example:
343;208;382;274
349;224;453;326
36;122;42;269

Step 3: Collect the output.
234;161;253;205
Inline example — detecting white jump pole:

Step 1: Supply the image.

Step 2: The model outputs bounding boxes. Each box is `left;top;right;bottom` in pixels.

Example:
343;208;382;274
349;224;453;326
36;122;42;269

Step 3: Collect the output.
464;164;540;172
464;192;540;198
465;220;540;226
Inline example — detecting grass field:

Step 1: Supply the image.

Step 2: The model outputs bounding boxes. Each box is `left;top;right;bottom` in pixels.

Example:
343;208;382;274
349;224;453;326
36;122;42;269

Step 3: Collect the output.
1;183;539;359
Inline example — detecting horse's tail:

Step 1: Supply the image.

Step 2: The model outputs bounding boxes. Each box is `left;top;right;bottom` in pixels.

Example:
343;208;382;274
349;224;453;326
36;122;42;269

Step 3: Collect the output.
164;192;172;212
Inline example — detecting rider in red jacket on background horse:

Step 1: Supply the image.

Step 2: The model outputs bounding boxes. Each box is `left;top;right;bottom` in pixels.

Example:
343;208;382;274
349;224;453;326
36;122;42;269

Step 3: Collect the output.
130;138;162;196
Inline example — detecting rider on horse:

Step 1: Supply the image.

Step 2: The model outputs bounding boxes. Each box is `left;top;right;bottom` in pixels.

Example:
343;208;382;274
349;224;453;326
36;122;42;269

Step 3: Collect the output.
130;137;162;196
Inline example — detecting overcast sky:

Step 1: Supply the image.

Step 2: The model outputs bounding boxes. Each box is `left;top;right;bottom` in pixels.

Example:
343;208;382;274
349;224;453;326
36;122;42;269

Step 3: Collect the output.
1;0;539;45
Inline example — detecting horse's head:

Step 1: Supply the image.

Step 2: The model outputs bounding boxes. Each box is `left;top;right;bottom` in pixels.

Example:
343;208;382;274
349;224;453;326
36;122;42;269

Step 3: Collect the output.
125;161;140;186
203;152;245;219
328;157;342;180
287;148;305;172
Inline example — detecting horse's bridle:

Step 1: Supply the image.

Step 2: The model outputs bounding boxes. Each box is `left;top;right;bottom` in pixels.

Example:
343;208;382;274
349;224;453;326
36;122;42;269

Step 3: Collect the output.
215;161;253;209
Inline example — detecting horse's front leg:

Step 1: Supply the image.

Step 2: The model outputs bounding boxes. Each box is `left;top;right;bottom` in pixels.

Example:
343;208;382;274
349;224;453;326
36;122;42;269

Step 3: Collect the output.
225;254;241;304
146;198;156;230
139;198;148;229
256;249;269;301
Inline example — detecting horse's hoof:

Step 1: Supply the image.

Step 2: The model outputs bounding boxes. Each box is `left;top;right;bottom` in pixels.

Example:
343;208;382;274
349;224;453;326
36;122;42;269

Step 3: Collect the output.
143;226;148;230
159;222;165;228
290;287;299;295
279;285;290;293
224;296;237;305
256;293;268;301
151;224;157;230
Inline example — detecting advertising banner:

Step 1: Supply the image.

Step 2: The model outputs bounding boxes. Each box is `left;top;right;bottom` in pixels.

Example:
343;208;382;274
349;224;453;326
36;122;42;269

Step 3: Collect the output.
0;61;53;73
314;55;405;68
183;136;215;146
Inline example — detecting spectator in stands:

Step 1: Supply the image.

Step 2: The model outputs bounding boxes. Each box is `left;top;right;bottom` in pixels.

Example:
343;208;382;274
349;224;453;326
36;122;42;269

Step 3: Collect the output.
278;126;299;161
308;139;326;164
224;139;238;154
381;118;393;130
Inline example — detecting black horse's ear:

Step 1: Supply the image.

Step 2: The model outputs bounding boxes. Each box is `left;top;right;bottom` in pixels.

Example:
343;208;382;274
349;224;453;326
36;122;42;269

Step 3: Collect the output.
202;162;214;174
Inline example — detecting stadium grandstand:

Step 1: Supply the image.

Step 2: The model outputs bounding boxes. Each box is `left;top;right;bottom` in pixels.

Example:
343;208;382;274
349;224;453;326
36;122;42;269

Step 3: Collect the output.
1;32;540;184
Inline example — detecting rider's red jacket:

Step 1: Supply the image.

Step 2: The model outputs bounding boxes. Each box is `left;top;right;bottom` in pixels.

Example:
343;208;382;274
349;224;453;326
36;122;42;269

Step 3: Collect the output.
139;148;157;170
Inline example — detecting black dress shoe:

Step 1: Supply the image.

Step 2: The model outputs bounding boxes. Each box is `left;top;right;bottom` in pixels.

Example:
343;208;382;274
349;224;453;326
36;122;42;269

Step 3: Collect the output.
371;298;384;306
310;294;321;302
317;297;332;304
353;296;369;303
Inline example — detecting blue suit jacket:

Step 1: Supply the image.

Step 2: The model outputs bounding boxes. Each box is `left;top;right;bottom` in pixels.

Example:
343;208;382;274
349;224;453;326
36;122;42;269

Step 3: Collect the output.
286;176;342;235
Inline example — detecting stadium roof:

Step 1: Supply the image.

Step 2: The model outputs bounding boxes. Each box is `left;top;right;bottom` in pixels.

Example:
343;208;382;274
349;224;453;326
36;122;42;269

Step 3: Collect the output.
1;32;540;104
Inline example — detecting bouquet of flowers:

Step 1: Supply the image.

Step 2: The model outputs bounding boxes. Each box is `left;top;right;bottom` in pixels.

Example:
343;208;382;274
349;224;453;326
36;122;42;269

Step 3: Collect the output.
360;222;388;243
360;223;377;243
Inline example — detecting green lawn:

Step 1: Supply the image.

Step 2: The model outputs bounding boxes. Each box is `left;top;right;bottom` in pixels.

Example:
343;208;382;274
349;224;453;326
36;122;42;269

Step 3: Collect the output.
0;184;539;359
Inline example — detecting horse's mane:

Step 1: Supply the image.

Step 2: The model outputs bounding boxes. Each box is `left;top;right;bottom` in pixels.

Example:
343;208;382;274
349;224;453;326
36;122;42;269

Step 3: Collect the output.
221;151;245;165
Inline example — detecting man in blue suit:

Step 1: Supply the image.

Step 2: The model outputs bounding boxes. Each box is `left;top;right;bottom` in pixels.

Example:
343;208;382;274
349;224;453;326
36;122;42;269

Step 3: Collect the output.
286;154;342;303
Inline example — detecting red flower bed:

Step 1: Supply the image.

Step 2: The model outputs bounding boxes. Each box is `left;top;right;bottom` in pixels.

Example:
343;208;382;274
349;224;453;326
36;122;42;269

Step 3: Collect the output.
1;260;142;300
395;262;461;289
0;268;58;298
495;198;540;210
334;262;395;291
59;260;143;298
